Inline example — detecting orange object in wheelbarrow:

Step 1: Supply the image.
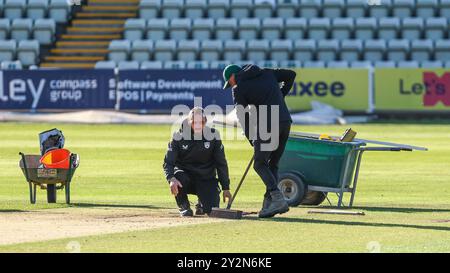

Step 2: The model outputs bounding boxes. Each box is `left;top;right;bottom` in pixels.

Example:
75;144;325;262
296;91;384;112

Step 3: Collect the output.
40;148;71;169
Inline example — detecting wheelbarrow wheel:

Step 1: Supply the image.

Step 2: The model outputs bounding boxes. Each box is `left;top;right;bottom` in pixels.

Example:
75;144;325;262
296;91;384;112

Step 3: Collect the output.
278;173;306;207
301;190;328;206
47;184;57;203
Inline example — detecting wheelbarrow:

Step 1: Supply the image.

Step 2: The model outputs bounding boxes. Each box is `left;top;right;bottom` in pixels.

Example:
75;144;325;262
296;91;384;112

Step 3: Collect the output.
277;132;427;208
19;152;80;204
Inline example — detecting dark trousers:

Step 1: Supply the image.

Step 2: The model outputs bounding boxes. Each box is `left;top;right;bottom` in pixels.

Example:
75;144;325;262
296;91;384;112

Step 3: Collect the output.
174;171;220;214
253;121;291;194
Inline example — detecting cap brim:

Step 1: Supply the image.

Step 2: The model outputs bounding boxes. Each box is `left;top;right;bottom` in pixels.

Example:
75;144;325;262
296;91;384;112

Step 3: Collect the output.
223;81;231;89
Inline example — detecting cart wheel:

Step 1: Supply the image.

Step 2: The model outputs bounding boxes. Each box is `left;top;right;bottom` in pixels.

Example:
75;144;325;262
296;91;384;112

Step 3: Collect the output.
47;184;57;203
65;182;70;204
278;173;306;207
301;190;328;206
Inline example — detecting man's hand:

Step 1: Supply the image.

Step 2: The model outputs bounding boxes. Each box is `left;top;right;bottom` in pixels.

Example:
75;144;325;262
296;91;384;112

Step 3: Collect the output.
223;190;232;203
169;177;183;196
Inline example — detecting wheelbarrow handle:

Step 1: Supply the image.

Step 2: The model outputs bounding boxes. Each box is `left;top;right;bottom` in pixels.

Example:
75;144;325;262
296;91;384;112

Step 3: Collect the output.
19;152;31;182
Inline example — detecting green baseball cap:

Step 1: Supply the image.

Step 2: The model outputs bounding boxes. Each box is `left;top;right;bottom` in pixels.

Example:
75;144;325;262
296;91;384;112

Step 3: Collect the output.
222;64;242;89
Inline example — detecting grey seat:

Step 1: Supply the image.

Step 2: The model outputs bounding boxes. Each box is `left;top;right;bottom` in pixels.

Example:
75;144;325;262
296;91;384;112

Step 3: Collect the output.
230;0;252;18
11;18;32;40
169;18;191;41
146;18;168;40
285;18;306;40
33;19;55;45
345;0;366;18
49;0;71;23
208;0;229;19
420;60;443;68
184;0;205;19
200;40;222;61
215;18;237;40
95;61;116;69
322;0;343;18
141;60;163;69
161;0;182;18
0;19;10;40
1;60;22;69
435;40;450;61
368;0;391;18
108;40;131;62
163;60;186;69
308;18;330;40
397;60;418;68
279;60;301;68
327;61;348;68
209;60;228;69
139;0;160;19
257;60;278;68
270;39;292;61
302;61;325;68
350;61;372;68
192;18;213;40
354;18;377;40
410;40;433;61
363;39;386;61
0;40;16;61
445;61;450;68
331;18;353;40
378;17;399;40
392;0;414;18
131;40;153;62
275;0;298;18
254;0;273;19
223;40;246;62
177;39;199;62
27;0;48;20
124;19;146;41
424;18;446;40
261;17;283;40
401;18;423;40
299;0;321;19
238;18;260;40
293;39;315;61
4;0;25;19
340;40;362;61
247;40;268;61
316;40;339;61
387;39;409;61
154;40;176;61
440;0;450;18
17;40;39;66
416;0;437;17
118;61;140;70
374;60;395;67
186;60;209;69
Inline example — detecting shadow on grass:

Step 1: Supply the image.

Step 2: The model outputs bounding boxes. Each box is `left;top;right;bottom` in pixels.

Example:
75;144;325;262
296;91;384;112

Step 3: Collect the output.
0;210;26;213
244;216;450;232
70;203;169;210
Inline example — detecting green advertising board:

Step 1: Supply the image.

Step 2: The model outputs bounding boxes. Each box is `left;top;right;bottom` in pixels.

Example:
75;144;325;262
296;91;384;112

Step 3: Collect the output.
375;69;450;112
285;69;370;112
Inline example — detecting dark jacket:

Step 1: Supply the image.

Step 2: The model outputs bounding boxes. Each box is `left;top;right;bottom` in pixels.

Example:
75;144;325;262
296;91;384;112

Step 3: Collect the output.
163;122;230;190
232;64;296;140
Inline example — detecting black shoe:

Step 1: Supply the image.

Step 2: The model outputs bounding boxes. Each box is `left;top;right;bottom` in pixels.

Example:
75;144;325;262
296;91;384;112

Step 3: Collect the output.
195;203;205;215
179;208;194;217
261;192;272;211
258;190;289;218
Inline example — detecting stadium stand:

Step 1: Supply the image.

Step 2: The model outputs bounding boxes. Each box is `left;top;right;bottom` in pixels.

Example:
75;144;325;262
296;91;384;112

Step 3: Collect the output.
0;0;449;69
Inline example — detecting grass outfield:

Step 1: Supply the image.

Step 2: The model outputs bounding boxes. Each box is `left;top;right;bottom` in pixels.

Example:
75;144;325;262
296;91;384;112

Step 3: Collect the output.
0;122;449;252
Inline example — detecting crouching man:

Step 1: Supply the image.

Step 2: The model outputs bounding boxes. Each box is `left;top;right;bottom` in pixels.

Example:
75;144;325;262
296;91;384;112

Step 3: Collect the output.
163;107;232;217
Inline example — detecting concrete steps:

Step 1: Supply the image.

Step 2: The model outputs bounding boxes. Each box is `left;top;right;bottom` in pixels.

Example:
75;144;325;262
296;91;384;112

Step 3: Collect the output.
40;0;138;68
